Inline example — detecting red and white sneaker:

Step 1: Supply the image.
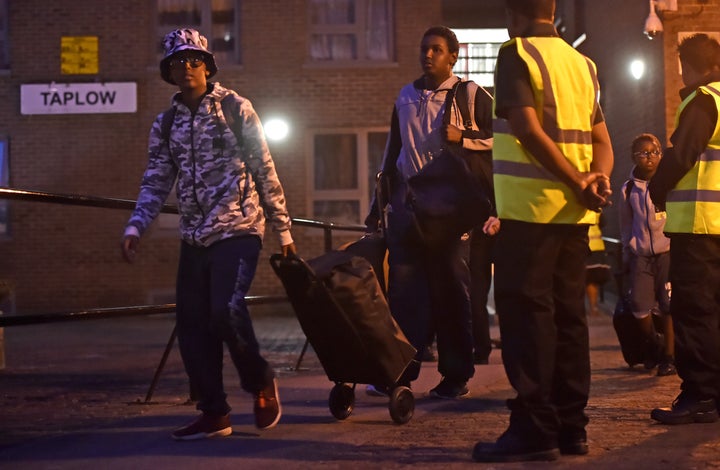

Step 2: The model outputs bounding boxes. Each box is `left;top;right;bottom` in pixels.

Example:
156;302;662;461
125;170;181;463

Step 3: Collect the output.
254;378;282;429
171;413;232;441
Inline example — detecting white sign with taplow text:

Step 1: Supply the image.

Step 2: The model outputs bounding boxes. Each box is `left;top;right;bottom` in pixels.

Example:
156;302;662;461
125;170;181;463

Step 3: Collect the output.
20;82;137;115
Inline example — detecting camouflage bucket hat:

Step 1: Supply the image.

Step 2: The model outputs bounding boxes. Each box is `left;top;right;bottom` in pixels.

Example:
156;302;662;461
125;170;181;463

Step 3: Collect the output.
160;28;218;84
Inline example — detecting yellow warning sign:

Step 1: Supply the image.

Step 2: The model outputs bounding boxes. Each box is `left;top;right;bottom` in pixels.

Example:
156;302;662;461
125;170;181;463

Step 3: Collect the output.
60;36;98;75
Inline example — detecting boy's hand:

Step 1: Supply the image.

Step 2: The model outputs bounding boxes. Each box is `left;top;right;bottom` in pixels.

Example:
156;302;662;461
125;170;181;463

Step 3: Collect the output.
281;243;297;257
121;235;139;263
441;124;463;144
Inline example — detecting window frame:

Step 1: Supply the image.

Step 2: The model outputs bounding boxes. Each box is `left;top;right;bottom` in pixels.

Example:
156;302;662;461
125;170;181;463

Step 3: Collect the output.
306;127;389;226
0;0;9;71
306;0;395;67
0;135;10;239
453;28;509;88
155;0;242;66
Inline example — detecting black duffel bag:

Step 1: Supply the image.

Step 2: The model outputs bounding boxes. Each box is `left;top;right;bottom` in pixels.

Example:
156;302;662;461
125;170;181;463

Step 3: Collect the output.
406;145;492;247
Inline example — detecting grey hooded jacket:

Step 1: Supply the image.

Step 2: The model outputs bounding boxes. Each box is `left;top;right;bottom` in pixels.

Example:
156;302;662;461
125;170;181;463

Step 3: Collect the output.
125;82;293;248
619;169;670;258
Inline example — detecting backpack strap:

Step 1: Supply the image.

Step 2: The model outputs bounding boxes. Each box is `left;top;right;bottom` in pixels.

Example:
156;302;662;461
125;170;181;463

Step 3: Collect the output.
625;179;634;202
219;95;244;149
160;95;243;148
453;81;474;130
442;80;461;127
160;106;175;145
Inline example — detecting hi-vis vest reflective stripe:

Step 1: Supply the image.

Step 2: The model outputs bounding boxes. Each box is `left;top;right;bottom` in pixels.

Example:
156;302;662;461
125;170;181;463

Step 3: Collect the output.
588;223;605;251
665;82;720;234
493;37;599;225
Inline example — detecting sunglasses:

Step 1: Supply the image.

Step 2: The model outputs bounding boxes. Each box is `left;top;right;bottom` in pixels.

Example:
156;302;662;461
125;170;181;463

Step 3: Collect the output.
169;56;205;69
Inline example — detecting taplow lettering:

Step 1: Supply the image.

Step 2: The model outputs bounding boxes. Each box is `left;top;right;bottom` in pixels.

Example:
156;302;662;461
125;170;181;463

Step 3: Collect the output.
40;90;117;106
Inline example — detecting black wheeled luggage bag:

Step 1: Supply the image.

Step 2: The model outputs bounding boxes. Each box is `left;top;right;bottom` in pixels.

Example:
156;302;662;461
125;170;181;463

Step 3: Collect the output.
270;251;416;424
612;296;645;367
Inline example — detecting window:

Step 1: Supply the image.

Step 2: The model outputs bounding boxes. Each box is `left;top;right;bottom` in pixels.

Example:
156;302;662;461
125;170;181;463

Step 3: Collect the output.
309;129;388;225
0;0;9;70
453;29;509;88
309;0;393;63
157;0;240;65
0;137;9;237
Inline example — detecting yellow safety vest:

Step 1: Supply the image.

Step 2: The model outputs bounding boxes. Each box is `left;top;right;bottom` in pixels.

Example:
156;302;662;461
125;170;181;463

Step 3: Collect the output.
493;37;600;225
588;223;605;252
665;82;720;234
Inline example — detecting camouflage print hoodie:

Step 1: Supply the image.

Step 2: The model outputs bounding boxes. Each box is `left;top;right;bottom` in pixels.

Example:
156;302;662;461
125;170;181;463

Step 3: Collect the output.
125;82;293;248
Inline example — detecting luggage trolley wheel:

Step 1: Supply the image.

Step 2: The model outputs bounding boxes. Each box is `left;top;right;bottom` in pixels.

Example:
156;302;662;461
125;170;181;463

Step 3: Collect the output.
388;385;414;424
328;383;355;420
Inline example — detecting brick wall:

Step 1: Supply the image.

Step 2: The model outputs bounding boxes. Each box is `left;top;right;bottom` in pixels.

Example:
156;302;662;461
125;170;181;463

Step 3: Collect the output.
661;1;720;134
0;0;442;312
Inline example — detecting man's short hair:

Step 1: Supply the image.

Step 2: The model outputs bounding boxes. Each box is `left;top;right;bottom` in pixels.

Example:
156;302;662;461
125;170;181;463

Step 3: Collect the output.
422;26;459;55
505;0;554;20
678;33;720;74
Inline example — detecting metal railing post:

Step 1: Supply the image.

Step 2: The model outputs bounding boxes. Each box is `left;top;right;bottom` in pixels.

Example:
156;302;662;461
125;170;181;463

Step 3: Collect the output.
144;325;177;403
0;186;369;397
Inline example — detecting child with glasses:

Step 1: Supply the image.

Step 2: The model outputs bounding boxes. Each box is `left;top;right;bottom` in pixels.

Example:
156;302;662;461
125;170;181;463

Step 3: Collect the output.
619;133;675;376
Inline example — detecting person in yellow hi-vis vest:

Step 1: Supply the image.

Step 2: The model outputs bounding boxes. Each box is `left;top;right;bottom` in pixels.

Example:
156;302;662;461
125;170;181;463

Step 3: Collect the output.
472;0;613;463
649;33;720;426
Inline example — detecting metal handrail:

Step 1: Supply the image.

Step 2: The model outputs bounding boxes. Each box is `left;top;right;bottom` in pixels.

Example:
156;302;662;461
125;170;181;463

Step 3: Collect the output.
0;296;289;327
0;186;367;325
0;186;365;255
0;186;372;398
0;187;178;213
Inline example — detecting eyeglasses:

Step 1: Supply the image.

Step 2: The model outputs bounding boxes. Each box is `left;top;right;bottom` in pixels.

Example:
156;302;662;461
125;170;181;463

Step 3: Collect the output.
633;150;662;159
169;56;205;68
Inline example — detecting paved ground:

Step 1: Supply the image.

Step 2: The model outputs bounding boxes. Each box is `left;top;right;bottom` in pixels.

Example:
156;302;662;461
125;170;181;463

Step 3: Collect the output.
0;301;719;469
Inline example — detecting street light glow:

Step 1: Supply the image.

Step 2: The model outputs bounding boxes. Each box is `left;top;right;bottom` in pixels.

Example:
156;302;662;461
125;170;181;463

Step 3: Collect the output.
630;59;645;80
264;118;290;142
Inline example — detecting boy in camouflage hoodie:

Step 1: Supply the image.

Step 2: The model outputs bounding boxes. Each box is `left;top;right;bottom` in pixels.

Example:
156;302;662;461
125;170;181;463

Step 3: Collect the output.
121;28;295;440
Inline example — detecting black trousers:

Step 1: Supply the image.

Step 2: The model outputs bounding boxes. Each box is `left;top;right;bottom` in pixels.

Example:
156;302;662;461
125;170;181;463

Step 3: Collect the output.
175;236;274;416
385;181;474;383
494;220;590;445
468;228;495;360
669;234;720;400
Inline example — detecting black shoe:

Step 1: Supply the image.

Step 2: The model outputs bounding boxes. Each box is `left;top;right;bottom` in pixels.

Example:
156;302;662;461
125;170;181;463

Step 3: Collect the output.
558;431;589;455
472;431;560;463
421;345;437;362
429;378;469;399
656;360;677;377
473;349;490;364
651;393;719;425
643;333;663;370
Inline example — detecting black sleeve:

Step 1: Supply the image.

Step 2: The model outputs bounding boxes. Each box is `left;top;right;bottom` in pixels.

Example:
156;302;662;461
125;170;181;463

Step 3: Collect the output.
464;86;495;209
380;106;402;178
365;106;401;230
460;85;493;140
494;44;535;119
649;92;717;209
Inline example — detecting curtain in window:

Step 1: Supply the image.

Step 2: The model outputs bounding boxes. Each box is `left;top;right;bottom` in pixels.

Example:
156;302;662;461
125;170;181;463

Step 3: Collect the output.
310;0;355;60
310;0;390;61
366;0;389;60
158;0;201;26
211;0;235;52
314;134;357;190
